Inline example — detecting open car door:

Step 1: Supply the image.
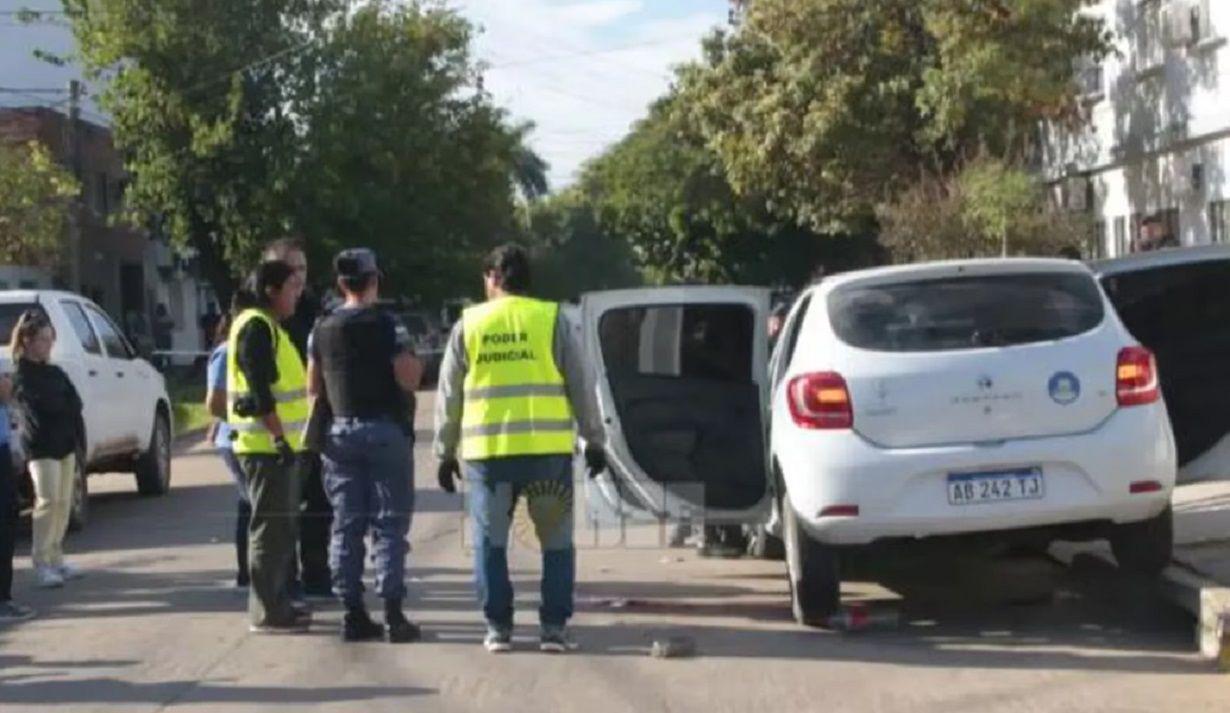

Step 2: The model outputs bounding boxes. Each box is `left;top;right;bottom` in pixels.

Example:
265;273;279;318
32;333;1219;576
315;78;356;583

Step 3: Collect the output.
581;286;772;524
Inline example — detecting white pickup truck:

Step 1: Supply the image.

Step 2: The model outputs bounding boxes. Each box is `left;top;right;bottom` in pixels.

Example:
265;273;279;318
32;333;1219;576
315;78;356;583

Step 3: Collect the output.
1;291;173;530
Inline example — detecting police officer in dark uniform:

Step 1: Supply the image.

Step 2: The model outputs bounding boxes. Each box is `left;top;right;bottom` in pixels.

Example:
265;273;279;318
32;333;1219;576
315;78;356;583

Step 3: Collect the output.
306;248;424;643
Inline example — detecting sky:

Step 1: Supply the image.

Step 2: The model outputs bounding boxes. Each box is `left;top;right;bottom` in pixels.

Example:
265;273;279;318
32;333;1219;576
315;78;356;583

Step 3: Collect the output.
450;0;729;187
0;0;730;188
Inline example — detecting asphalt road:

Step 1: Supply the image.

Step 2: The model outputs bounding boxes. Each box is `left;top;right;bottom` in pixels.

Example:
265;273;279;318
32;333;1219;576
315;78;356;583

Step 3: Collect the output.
1;392;1227;712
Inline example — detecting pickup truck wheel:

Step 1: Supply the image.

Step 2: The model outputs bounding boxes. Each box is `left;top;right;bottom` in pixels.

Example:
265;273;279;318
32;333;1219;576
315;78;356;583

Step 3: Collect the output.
783;497;840;626
1110;506;1173;577
135;411;172;496
68;445;88;533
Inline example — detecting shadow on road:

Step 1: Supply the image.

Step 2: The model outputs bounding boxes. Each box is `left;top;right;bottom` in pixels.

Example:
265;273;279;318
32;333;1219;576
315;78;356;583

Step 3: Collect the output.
0;676;433;706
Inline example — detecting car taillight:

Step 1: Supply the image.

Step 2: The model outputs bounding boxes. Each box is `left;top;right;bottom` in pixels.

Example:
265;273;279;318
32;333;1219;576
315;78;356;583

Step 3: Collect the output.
787;372;853;429
1117;346;1160;407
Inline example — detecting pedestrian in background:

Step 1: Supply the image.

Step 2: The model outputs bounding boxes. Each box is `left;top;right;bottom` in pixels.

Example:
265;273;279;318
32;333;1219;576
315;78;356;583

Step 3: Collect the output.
263;238;333;601
228;261;311;634
308;248;423;643
9;310;85;589
0;359;35;621
435;243;606;654
205;310;251;589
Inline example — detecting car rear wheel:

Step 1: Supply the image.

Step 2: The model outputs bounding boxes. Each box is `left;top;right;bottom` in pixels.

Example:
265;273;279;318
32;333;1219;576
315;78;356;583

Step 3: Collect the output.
1110;505;1173;577
135;410;172;496
68;444;88;532
783;496;840;626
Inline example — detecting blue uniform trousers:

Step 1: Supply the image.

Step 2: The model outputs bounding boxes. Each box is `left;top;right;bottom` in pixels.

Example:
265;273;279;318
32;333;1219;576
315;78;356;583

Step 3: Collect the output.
322;419;413;607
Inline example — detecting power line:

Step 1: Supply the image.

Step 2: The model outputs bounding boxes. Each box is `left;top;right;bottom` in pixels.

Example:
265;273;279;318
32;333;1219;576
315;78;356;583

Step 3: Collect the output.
485;37;686;75
0;87;68;93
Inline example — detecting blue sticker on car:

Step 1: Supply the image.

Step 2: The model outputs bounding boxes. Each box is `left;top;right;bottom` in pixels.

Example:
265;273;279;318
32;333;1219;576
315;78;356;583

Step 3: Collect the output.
1048;371;1081;405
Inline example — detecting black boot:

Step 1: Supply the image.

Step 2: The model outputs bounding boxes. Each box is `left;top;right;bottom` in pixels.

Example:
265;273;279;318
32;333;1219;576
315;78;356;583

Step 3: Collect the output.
384;600;421;644
342;605;384;642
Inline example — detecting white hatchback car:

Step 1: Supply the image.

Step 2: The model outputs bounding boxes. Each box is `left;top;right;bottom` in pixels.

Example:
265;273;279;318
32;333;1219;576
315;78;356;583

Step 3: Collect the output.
579;259;1176;626
1;291;174;530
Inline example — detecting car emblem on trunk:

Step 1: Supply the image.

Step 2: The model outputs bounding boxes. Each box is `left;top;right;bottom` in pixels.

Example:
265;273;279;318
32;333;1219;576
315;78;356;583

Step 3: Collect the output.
1048;371;1081;405
977;375;994;391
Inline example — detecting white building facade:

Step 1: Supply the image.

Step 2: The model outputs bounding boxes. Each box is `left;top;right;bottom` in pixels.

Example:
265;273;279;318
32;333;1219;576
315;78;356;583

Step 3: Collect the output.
1044;0;1230;258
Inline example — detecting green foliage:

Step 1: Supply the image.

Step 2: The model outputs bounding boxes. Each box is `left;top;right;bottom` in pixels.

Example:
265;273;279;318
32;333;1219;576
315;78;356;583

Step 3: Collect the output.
523;192;641;301
677;0;1111;234
0;141;81;268
878;156;1090;261
570;92;882;286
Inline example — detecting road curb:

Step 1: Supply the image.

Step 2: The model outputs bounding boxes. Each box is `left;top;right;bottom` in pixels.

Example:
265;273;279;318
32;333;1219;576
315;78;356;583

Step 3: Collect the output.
1050;541;1230;670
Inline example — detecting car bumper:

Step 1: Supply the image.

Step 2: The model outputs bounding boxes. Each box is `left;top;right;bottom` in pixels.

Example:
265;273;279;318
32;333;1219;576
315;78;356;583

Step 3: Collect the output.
775;404;1176;545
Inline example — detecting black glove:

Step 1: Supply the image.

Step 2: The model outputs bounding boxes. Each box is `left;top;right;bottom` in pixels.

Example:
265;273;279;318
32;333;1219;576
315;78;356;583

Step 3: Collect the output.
438;458;461;494
584;445;607;479
274;435;296;468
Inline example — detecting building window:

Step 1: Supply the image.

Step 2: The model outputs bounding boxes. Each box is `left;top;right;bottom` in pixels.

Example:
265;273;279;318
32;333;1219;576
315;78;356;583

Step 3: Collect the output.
1211;200;1230;244
1137;0;1165;73
1078;61;1104;97
1192;0;1216;41
1086;220;1106;259
95;172;109;215
1114;216;1128;256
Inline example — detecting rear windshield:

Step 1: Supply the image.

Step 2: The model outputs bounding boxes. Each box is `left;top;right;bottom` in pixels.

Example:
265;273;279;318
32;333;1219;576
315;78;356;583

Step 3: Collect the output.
0;303;41;347
828;273;1105;352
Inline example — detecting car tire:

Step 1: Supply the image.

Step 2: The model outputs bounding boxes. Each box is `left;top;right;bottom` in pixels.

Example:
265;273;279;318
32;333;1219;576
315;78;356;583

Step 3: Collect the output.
748;523;786;561
783;496;840;626
68;443;88;533
135;410;172;496
1110;505;1173;577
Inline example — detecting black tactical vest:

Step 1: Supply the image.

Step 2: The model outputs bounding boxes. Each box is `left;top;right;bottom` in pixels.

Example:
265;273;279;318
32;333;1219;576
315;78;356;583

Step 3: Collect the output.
314;307;410;424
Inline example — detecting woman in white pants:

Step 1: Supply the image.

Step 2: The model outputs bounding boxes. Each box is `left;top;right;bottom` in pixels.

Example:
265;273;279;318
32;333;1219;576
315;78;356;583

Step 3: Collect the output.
10;310;85;588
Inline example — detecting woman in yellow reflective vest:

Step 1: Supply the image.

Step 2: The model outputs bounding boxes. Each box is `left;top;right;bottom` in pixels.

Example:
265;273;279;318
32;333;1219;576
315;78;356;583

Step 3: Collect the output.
227;260;310;635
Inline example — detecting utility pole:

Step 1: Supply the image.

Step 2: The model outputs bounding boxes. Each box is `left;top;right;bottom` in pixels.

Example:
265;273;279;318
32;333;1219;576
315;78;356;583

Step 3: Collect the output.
64;79;82;292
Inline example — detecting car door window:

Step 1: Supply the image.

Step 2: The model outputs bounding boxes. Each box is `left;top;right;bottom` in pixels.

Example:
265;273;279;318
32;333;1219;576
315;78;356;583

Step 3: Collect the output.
596;302;765;511
61;301;102;355
1102;261;1230;467
599;304;754;383
772;294;812;389
0;303;46;346
85;305;135;360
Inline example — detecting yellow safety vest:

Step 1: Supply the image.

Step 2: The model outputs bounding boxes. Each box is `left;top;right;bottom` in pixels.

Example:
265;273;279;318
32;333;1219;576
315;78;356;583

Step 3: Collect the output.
226;308;309;455
461;296;575;460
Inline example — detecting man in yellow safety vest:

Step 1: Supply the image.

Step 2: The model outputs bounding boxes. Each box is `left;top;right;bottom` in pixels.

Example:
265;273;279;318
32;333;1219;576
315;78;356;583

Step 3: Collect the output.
434;244;604;654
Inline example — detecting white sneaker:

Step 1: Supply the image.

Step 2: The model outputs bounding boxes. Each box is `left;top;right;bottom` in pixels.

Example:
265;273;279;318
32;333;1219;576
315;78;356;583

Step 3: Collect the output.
57;563;85;581
36;566;65;589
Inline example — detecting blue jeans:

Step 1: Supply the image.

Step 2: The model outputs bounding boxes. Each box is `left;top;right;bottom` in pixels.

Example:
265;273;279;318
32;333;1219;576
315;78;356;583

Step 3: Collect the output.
466;454;575;629
322;419;414;607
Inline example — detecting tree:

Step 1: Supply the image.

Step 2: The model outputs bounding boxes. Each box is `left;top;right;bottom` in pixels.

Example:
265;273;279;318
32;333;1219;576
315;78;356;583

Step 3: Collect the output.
64;0;532;306
577;94;880;285
0;141;81;268
63;0;343;303
878;156;1090;261
290;2;528;305
677;0;1111;234
522;191;641;301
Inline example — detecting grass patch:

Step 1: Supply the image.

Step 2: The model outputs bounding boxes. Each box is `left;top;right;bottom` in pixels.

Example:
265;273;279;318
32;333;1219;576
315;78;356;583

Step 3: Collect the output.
168;377;211;437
